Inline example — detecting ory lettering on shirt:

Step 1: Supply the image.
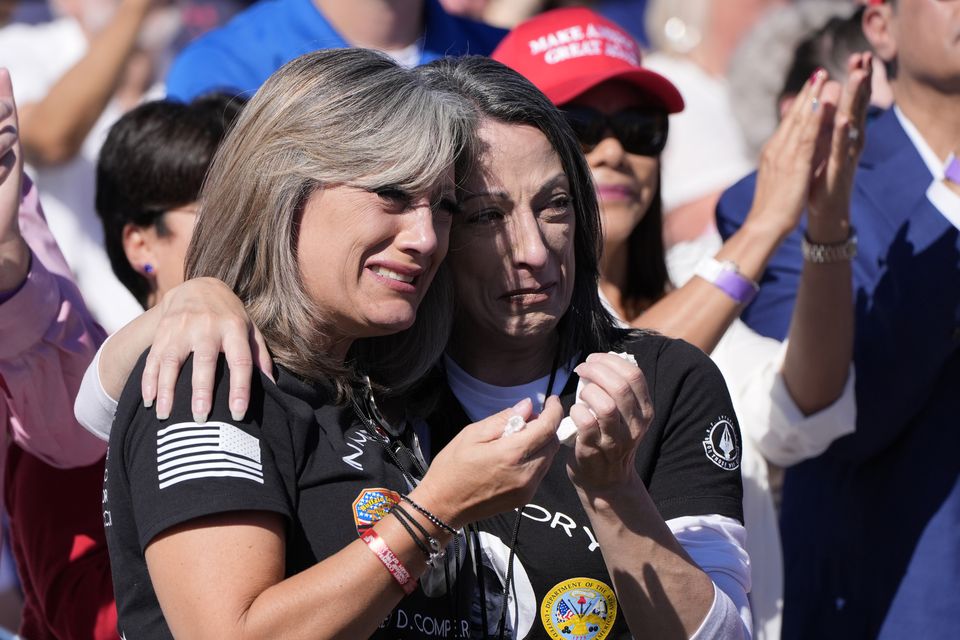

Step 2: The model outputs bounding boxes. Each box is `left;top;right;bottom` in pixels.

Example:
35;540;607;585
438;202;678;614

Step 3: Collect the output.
518;503;600;552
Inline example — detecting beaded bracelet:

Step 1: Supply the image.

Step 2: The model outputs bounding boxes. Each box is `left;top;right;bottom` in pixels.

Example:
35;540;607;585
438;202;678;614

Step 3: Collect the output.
389;508;431;559
360;529;417;595
392;504;446;568
401;494;457;536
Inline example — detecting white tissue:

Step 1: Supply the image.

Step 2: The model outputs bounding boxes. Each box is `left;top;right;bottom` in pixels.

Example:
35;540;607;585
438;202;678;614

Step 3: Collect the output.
557;351;638;446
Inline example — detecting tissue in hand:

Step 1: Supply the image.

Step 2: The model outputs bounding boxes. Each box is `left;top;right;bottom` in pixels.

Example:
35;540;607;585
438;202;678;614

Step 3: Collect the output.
556;351;638;446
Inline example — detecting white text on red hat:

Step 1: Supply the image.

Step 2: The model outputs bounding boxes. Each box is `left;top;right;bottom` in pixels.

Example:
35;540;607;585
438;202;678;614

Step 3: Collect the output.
528;23;639;66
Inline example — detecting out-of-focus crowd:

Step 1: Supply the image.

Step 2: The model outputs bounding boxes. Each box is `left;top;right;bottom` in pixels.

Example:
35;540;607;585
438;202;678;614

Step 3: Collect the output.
0;0;958;639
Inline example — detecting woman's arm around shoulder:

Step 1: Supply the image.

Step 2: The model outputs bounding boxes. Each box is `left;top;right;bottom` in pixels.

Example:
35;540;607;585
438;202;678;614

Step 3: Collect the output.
75;277;273;441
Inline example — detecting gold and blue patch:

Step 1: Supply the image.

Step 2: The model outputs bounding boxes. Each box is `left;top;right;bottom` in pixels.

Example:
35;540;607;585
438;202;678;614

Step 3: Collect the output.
540;577;617;640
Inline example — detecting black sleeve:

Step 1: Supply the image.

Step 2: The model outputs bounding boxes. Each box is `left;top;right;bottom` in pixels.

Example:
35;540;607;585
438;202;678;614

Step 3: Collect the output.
642;338;745;523
115;353;293;551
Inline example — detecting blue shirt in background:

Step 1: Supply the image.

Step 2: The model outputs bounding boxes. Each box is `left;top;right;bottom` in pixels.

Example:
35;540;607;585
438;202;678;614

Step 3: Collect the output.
165;0;506;101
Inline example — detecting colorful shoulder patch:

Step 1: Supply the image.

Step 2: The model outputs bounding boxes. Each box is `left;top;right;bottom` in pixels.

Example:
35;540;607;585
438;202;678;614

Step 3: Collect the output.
540;577;618;640
352;487;400;536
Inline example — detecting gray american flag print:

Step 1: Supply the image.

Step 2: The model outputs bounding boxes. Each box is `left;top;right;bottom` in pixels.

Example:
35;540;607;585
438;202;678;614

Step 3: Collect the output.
156;421;263;489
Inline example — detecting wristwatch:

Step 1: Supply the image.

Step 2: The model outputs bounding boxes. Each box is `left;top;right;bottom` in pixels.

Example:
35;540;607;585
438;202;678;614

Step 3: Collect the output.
801;228;858;263
694;257;760;305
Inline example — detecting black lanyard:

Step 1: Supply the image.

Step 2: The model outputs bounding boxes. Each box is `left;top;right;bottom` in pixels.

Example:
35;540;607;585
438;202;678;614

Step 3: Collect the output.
351;377;468;637
351;377;427;485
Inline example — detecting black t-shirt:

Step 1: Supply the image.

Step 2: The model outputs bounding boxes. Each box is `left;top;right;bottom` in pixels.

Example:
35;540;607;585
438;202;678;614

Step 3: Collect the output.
104;355;476;639
426;331;744;640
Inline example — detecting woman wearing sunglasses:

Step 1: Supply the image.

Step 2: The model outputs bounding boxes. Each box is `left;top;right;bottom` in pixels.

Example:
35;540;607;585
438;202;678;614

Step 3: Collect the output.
492;8;871;639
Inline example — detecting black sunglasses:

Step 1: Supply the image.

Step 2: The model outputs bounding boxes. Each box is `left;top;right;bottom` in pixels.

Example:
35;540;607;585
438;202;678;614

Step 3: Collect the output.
561;106;669;157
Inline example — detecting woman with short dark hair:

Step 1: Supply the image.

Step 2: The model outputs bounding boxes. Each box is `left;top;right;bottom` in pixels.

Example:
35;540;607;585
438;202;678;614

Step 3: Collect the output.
96;94;244;309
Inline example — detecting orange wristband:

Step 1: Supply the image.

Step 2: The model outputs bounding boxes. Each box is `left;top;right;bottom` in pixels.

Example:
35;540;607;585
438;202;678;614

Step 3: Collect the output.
361;529;417;595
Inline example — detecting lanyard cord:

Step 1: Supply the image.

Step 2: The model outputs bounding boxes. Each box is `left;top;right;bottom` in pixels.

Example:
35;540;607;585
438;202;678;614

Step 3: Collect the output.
352;383;467;637
495;513;524;640
351;380;427;485
471;524;491;638
496;348;562;640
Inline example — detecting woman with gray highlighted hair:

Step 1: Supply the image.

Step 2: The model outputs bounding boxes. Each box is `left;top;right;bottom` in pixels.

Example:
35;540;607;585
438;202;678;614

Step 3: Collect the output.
99;48;562;639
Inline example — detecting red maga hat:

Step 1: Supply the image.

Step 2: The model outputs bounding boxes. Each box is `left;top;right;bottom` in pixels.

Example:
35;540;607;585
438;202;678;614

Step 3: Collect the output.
491;7;684;113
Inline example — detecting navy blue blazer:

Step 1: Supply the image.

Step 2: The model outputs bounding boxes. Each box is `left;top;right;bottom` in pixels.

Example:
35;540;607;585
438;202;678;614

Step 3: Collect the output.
716;108;960;639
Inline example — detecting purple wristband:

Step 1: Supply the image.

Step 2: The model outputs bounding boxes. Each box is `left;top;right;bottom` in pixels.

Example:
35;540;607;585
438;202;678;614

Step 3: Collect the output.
945;154;960;185
695;257;760;306
713;269;759;306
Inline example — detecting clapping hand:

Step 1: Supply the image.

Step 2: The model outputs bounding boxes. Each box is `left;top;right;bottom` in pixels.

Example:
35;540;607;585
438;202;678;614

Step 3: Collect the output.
0;69;22;243
0;68;27;292
745;53;873;242
807;53;873;241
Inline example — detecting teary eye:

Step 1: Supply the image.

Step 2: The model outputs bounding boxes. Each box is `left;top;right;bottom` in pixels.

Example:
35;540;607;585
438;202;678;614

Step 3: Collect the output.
550;194;572;211
537;194;573;221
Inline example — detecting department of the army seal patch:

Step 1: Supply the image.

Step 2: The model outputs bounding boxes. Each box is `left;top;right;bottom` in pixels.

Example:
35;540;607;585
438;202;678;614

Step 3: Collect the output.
702;416;741;471
352;487;400;535
540;577;617;640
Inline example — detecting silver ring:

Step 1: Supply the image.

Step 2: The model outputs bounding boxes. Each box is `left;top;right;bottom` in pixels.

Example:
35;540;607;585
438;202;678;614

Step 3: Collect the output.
502;414;527;437
848;127;860;142
811;97;821;113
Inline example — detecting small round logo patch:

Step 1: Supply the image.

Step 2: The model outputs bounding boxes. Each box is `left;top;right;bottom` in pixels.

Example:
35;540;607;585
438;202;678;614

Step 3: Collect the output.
352;487;400;536
702;416;741;471
540;577;617;640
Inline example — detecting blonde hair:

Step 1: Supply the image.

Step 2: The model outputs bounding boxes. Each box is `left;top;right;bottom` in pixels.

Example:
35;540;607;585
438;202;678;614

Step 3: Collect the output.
186;48;476;399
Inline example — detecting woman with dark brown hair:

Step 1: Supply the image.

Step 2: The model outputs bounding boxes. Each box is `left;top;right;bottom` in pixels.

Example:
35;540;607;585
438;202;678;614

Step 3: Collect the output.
490;9;870;638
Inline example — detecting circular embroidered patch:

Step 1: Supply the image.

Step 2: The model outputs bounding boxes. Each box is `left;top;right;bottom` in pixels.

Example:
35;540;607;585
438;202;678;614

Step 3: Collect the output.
702;416;741;471
540;577;617;640
352;487;400;536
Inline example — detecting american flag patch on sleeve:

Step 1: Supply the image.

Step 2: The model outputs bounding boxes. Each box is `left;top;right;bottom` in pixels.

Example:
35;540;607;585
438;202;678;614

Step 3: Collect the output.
156;421;264;489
